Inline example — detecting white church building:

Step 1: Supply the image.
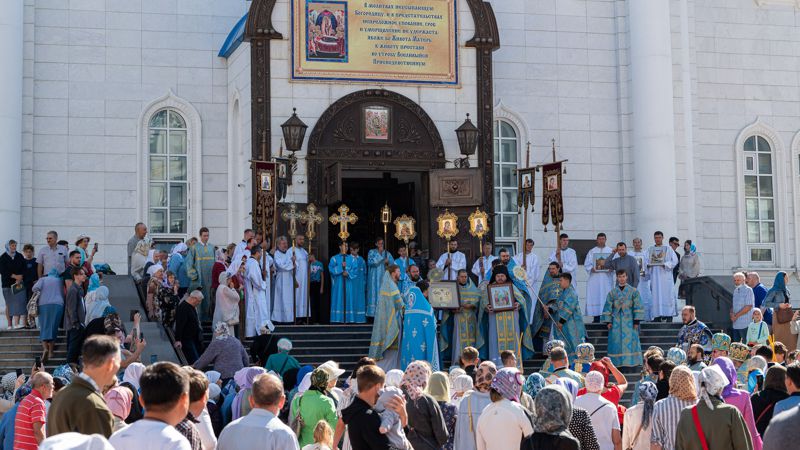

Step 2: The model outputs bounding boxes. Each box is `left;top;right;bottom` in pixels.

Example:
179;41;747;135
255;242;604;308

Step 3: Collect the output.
2;0;800;295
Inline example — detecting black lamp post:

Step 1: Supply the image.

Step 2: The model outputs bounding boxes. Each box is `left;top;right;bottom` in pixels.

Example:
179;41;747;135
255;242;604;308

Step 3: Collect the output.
455;113;479;168
279;108;308;186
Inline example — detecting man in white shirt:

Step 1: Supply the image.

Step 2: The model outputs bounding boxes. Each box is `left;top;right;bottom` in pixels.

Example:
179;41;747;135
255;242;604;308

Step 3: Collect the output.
574;371;621;450
646;231;679;322
471;242;497;284
436;240;466;281
628;237;652;321
110;362;192;450
217;373;300;450
550;233;578;289
513;239;540;293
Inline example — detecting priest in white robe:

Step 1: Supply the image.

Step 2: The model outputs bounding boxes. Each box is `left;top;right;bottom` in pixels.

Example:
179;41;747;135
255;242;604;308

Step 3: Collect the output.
436;240;466;281
584;233;614;320
513;239;540;294
646;231;679;321
272;236;297;323
293;235;310;319
628;237;652;320
228;229;254;275
244;247;273;337
471;242;497;284
549;233;578;289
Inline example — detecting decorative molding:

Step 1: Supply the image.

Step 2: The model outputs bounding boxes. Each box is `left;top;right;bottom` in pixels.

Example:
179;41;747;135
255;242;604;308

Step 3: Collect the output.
753;0;800;8
397;118;422;145
790;131;800;276
494;100;530;145
137;89;203;238
733;117;788;269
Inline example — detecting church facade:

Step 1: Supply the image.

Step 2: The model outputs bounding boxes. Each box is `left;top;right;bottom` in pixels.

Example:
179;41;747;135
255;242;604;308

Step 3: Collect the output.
3;0;800;296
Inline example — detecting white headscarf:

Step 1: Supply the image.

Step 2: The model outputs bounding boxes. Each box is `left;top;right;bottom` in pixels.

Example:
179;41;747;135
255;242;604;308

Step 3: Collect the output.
205;371;221;385
170;242;188;257
146;263;164;277
385;369;404;388
297;372;312;395
699;365;729;408
122;363;146;391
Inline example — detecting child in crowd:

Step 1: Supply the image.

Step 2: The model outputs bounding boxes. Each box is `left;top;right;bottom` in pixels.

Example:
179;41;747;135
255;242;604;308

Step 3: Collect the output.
302;420;334;450
159;270;180;327
747;309;770;347
375;386;410;450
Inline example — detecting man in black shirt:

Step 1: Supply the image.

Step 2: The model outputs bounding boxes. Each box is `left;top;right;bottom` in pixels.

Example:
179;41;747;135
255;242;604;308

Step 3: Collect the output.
341;365;409;450
64;267;87;368
669;237;681;283
175;289;204;364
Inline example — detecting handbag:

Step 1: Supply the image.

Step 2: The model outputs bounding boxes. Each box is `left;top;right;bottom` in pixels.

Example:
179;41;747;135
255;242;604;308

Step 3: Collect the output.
27;289;41;318
775;306;793;324
290;394;305;436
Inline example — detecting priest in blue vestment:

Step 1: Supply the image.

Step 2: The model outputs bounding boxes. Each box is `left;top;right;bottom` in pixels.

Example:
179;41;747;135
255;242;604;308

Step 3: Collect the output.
367;238;394;317
602;269;645;367
400;282;439;371
394;246;417;294
329;242;366;323
554;273;586;358
368;265;404;370
439;269;482;366
185;227;216;320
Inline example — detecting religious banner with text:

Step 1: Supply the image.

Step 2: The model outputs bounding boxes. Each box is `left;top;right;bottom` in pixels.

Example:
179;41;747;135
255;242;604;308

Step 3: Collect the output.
291;0;458;85
541;162;564;230
252;161;278;242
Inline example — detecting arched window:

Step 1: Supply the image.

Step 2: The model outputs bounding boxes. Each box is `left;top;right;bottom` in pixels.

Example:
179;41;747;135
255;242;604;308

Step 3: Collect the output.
494;120;518;248
148;109;188;234
743;135;775;264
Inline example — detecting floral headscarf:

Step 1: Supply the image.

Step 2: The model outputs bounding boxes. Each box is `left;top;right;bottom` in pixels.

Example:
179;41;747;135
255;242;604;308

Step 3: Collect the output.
310;368;330;392
14;384;32;403
638;381;658;428
533;385;573;434
402;361;432;401
545;340;566;356
452;375;474;397
0;372;17;400
474;361;497;393
523;373;546;399
491;367;524;402
53;365;75;384
699;365;729;409
213;321;230;340
669;366;697;402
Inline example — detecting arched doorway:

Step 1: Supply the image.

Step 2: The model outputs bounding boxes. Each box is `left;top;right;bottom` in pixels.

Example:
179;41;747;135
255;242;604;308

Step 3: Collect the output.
306;89;447;261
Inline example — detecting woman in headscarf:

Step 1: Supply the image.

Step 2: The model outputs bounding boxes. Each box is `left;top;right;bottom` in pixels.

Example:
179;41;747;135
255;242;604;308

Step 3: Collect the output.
521;385;580;450
427;371;457;450
765;271;794;352
130;240;149;282
453;361;496;450
550;377;600;450
714;357;762;450
192;322;249;381
448;367;466;389
401;361;448;450
120;362;145;423
32;267;64;363
292;368;338;447
450;374;474;408
104;385;133;432
264;338;300;378
650;365;697;450
476;367;533;449
678;240;700;280
231;366;267;421
145;264;164;320
210;245;233;303
521;373;546;412
0;240;26;329
750;364;788;435
621;381;657;450
675;365;753;450
84;285;111;324
213;271;241;337
167;242;190;297
290;365;315;406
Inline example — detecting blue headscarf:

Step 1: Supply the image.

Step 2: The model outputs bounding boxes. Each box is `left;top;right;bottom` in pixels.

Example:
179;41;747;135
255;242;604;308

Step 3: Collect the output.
14;384;32;403
638;381;658;428
87;273;101;292
4;240;16;258
768;271;788;295
47;268;60;278
523;373;546;398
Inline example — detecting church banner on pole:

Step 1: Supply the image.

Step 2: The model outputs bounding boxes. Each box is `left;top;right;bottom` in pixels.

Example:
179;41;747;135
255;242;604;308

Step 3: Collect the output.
291;0;459;85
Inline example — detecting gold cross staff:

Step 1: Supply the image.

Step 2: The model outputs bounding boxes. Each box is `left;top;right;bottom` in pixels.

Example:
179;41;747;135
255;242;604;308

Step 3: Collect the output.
281;203;302;240
329;204;358;241
300;203;324;245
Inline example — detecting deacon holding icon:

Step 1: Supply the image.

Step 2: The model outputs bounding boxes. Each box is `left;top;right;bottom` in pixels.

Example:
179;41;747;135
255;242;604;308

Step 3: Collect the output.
646;231;678;322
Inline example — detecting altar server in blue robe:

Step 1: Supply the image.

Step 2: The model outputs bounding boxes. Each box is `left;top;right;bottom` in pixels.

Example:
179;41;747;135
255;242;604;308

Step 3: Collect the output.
367;237;394;317
329;242;366;323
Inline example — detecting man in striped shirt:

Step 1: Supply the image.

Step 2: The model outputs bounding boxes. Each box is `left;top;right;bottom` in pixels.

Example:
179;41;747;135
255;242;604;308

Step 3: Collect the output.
14;372;54;449
650;366;697;450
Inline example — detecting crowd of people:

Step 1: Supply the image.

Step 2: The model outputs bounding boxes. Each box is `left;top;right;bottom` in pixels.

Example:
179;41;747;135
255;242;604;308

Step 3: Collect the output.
1;222;799;449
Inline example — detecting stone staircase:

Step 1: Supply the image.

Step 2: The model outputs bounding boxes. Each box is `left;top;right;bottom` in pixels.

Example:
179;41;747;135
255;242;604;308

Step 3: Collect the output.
0;329;68;374
200;320;688;406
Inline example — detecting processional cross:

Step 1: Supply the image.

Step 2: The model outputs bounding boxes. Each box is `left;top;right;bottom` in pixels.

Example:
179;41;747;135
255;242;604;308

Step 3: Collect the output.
329;204;358;321
281;203;303;323
298;203;323;325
